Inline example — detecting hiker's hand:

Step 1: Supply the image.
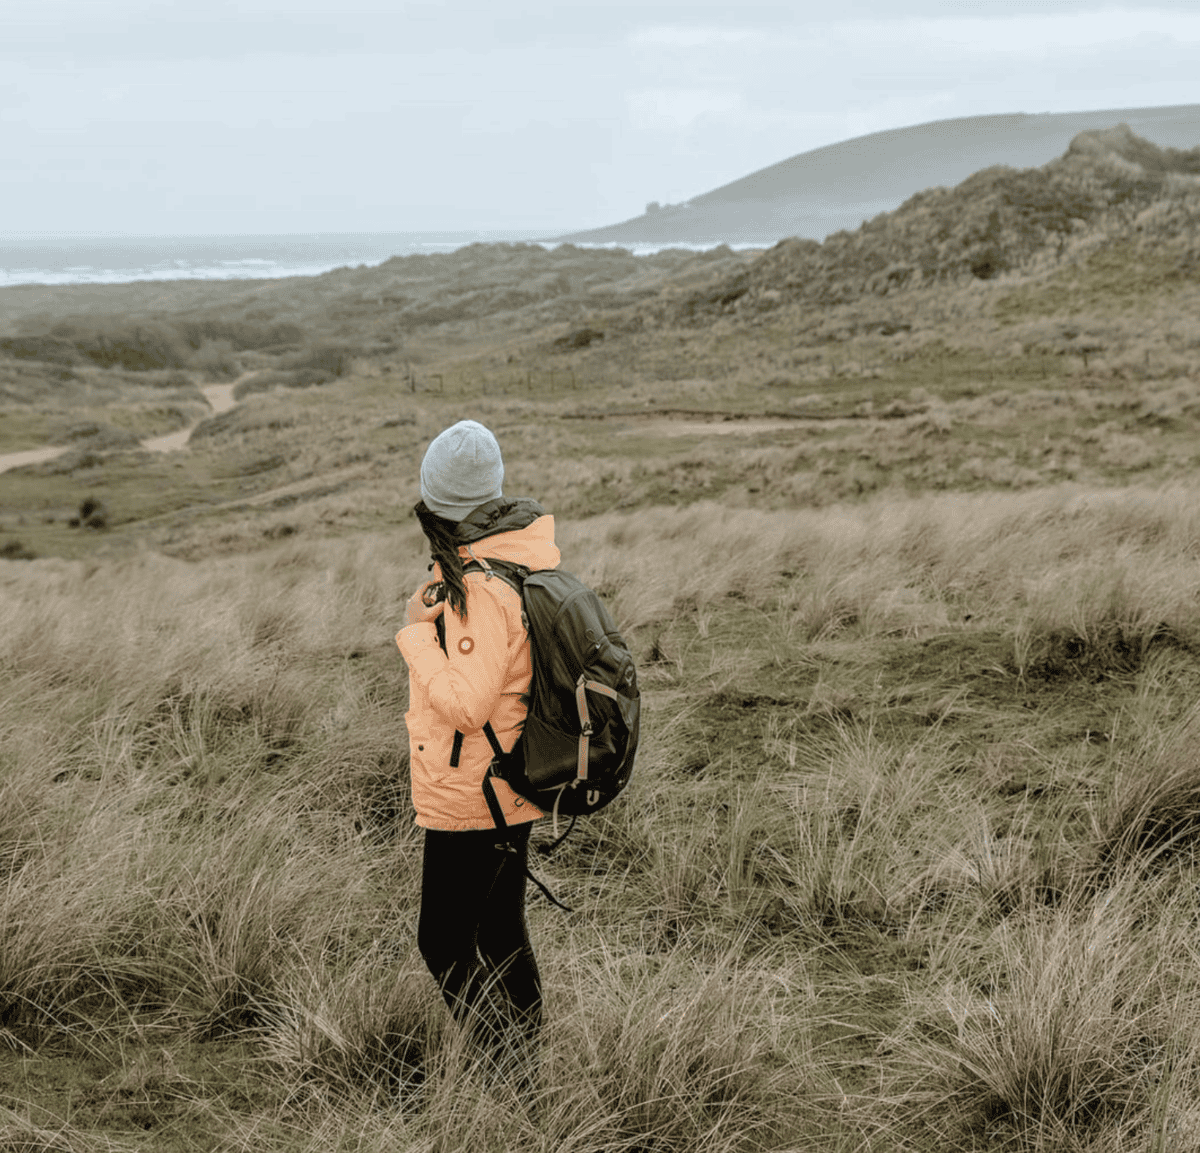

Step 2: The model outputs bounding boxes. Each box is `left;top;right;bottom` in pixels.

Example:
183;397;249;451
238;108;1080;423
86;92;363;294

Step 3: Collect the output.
405;581;446;627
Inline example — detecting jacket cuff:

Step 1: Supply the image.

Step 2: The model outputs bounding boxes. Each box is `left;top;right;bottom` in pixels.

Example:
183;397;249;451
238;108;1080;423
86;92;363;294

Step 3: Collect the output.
396;623;444;680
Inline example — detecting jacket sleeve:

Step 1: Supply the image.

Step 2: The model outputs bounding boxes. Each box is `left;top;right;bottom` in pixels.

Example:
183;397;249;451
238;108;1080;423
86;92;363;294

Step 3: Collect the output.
396;575;516;734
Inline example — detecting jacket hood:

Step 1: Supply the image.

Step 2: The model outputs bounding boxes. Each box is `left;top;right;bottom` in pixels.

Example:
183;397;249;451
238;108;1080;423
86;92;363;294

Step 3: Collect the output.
456;497;559;572
457;497;544;542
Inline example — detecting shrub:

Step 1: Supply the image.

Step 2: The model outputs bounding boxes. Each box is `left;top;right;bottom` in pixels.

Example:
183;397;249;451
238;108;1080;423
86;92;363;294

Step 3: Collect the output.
74;324;191;371
0;540;36;560
284;345;354;378
190;338;241;380
175;320;304;351
0;336;82;366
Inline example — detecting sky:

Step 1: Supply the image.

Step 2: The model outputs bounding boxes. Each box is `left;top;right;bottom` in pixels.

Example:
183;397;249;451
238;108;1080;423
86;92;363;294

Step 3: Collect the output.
3;0;1199;237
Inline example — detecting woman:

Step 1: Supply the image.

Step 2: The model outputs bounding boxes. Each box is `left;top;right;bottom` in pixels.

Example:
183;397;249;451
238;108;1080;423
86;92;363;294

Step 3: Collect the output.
395;418;559;1092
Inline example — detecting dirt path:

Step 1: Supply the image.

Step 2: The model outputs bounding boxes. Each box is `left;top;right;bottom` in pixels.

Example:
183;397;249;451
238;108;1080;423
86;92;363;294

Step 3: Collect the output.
0;445;72;473
0;373;254;474
140;379;244;453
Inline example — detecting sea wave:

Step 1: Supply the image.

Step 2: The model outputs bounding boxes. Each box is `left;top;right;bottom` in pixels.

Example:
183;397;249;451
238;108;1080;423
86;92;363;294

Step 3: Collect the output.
0;259;390;288
0;231;541;288
0;231;758;288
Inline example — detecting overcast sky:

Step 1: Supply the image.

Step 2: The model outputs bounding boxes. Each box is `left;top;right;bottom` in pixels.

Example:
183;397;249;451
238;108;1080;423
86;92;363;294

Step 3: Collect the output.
3;1;1198;236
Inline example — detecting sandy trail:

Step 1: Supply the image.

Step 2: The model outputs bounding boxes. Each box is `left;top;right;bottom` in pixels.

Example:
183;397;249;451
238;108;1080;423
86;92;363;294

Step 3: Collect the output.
0;445;72;473
0;375;251;474
141;381;241;452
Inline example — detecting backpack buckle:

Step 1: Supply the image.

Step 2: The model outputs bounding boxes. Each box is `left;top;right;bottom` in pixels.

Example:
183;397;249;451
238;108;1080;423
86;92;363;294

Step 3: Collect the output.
465;545;493;576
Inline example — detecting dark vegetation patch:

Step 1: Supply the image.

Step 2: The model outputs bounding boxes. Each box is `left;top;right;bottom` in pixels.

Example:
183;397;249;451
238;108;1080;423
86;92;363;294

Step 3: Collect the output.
283;344;354;378
233;454;287;478
554;325;606;349
53;420;141;450
31;445;147;477
0;334;84;366
67;497;108;529
1020;624;1187;684
0;1036;265;1150
1092;727;1200;882
677;273;751;320
190;403;296;442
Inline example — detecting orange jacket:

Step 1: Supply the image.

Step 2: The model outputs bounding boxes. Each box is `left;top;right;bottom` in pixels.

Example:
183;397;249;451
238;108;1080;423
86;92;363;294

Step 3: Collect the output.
396;504;560;830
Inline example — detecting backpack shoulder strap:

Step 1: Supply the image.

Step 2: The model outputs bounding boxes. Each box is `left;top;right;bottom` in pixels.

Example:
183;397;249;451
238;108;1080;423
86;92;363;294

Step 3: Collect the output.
463;558;531;635
462;555;530;594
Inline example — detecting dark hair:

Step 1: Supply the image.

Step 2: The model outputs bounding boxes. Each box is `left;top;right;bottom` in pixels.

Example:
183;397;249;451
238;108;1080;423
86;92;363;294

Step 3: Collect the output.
414;500;468;620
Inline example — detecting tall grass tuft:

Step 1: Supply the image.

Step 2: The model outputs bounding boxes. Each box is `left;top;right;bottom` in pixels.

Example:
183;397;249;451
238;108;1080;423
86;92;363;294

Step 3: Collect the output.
1092;702;1200;882
262;955;442;1108
891;873;1196;1148
534;937;805;1152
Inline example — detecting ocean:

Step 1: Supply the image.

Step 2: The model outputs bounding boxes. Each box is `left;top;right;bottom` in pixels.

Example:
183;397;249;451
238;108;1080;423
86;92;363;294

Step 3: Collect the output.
0;231;552;288
0;231;743;288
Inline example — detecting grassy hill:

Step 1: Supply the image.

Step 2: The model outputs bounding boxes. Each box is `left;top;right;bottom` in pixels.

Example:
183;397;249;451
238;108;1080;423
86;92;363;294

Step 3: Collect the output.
550;103;1200;246
666;124;1200;316
2;128;1200;1151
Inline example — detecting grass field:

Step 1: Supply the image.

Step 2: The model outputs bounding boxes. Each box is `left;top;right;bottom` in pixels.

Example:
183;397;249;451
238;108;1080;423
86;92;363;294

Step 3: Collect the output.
5;466;1200;1149
3;216;1200;1149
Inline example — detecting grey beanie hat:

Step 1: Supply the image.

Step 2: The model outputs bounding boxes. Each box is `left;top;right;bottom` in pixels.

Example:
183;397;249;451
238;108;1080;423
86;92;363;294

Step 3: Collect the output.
419;419;504;521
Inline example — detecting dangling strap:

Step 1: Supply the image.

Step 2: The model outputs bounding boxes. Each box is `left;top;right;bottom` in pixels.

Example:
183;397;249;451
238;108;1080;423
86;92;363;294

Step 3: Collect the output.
493;838;574;913
536;809;577;857
527;867;573;913
482;720;574;912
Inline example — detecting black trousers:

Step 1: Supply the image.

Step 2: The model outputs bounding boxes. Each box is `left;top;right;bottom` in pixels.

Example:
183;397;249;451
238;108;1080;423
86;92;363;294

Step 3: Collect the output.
418;822;542;1074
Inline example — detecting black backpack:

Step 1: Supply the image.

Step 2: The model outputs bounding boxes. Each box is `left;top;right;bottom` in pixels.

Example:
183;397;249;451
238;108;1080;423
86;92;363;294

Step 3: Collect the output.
464;557;640;910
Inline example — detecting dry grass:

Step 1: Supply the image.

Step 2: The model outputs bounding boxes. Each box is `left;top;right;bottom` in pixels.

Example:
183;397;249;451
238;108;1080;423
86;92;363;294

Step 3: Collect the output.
5;476;1200;1148
1092;702;1200;880
5;132;1200;1147
883;870;1199;1148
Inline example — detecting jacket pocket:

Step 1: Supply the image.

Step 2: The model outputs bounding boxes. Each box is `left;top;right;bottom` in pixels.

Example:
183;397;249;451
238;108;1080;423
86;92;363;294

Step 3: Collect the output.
405;715;447;782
